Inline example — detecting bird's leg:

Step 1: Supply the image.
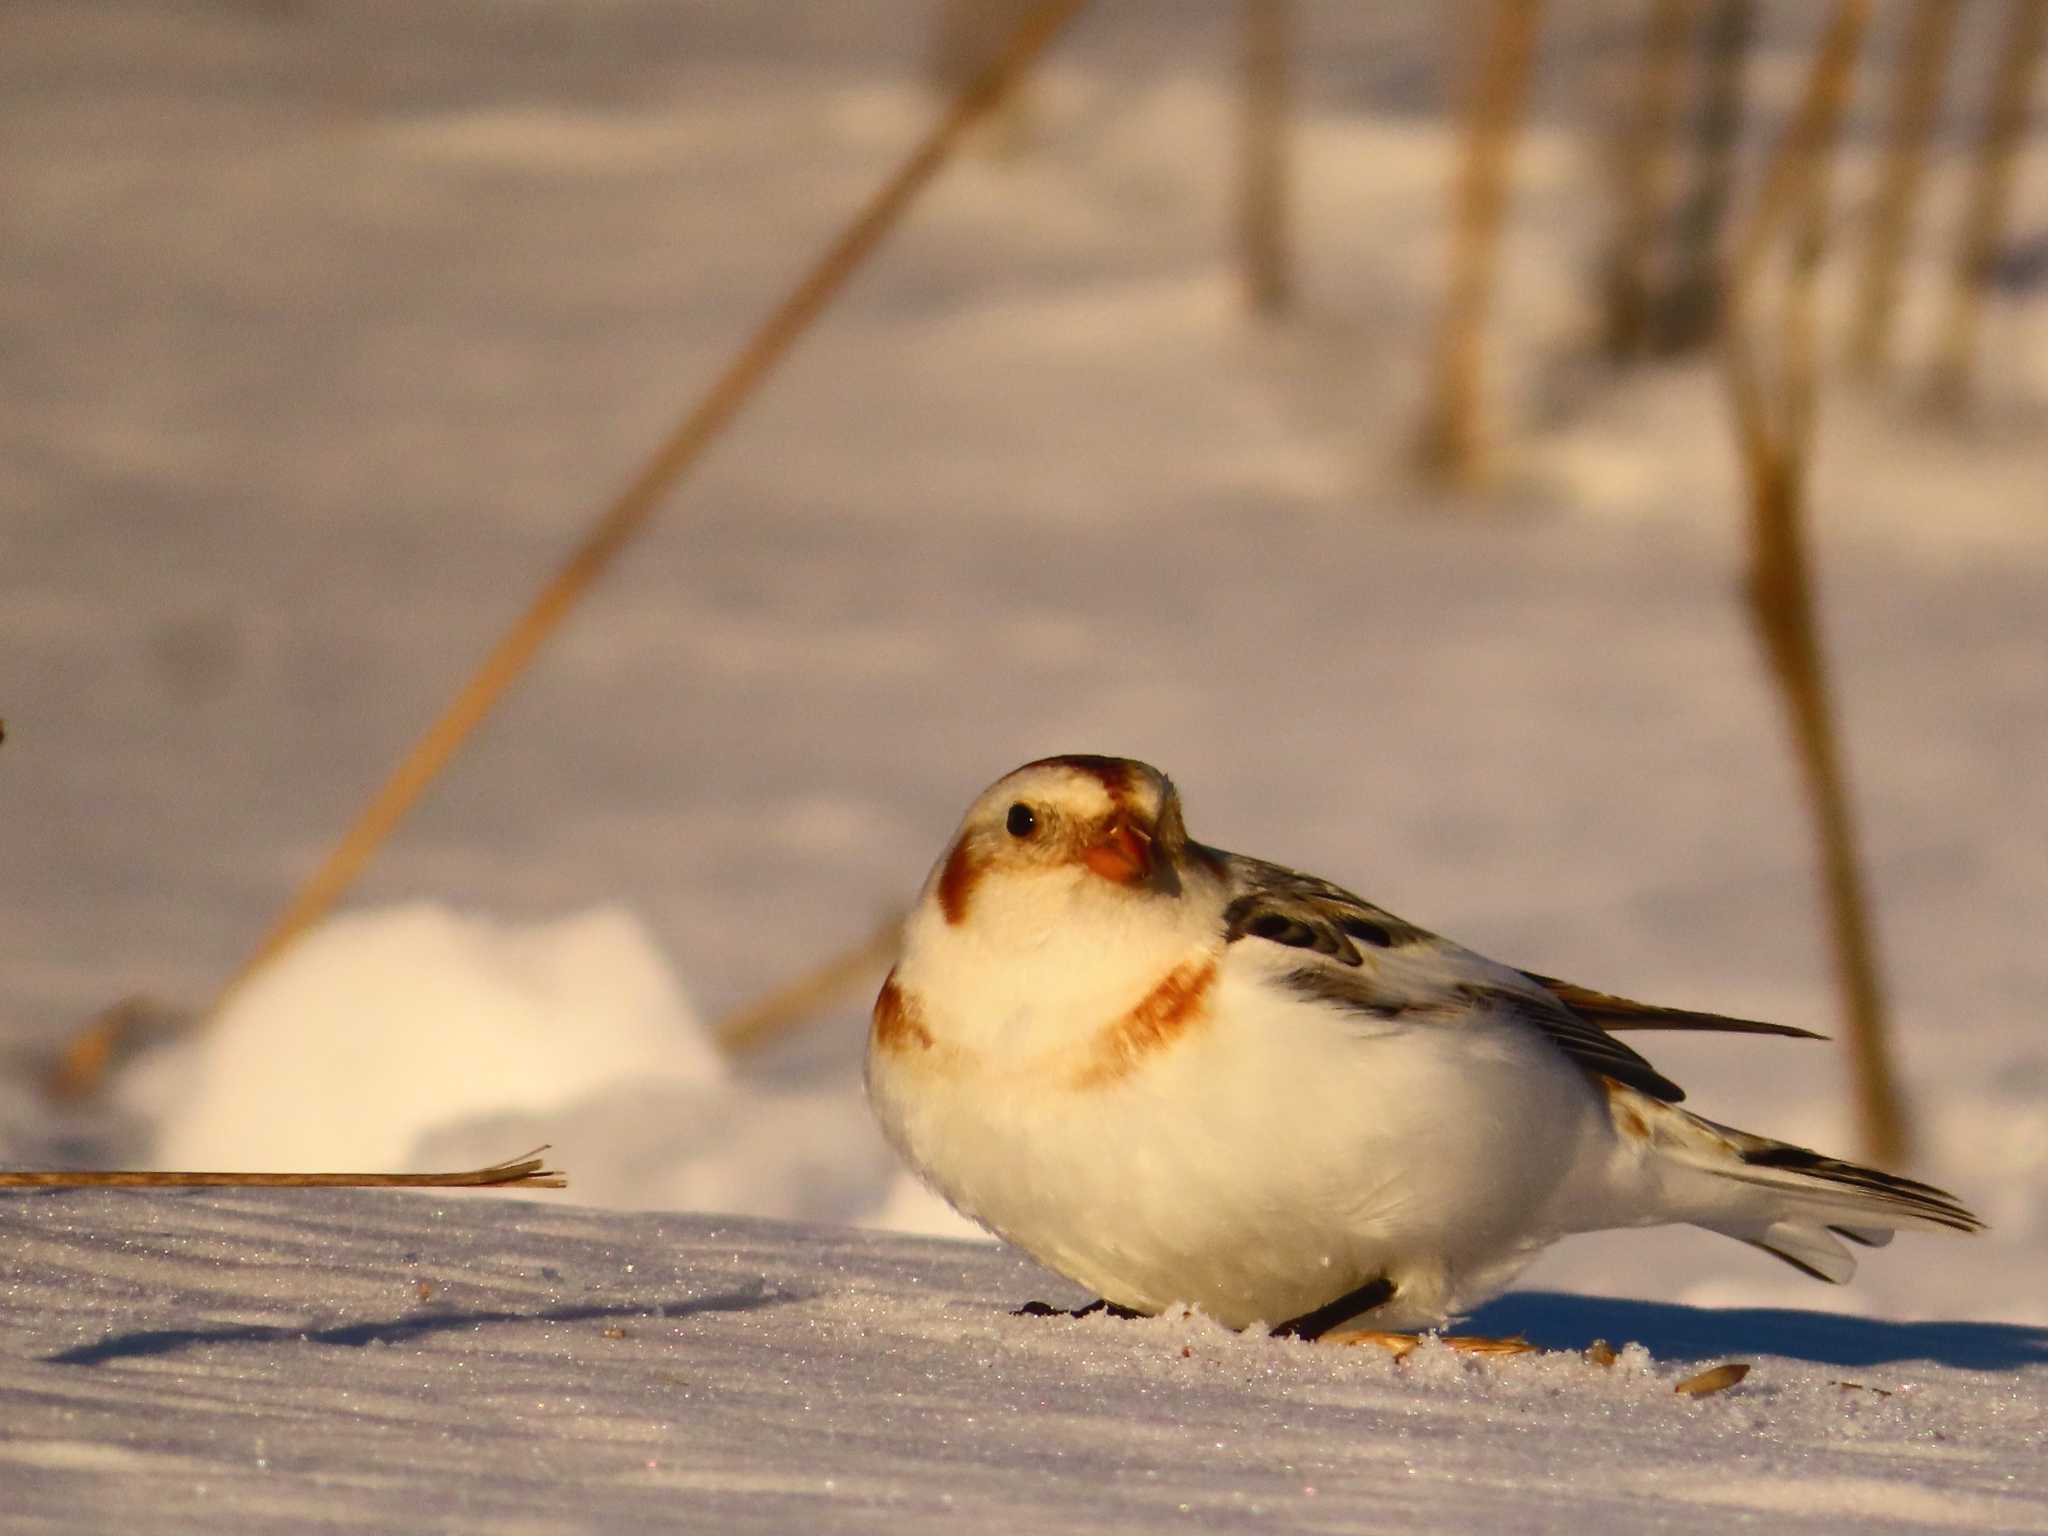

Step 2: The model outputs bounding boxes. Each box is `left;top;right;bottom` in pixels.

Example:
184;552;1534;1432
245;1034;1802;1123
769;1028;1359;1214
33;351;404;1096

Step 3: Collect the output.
1272;1277;1538;1356
1014;1297;1145;1321
1269;1276;1397;1341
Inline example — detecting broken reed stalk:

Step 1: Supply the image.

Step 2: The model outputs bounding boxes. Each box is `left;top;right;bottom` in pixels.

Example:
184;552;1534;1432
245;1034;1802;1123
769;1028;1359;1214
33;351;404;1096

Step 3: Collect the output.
49;0;1093;1100
716;911;903;1054
1927;0;2046;412
1655;0;1754;354
1239;0;1294;315
1413;0;1544;484
0;1149;564;1190
1600;0;1696;360
1721;0;1909;1166
1846;0;1962;376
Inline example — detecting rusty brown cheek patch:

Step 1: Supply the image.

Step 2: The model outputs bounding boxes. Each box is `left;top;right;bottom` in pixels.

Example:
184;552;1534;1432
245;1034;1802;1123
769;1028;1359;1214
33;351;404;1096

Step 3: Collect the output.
872;972;936;1054
936;839;982;926
1072;956;1219;1088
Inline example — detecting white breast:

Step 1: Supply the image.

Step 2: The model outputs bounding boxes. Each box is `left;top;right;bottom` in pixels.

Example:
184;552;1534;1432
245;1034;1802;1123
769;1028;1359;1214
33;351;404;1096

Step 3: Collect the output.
868;920;1613;1331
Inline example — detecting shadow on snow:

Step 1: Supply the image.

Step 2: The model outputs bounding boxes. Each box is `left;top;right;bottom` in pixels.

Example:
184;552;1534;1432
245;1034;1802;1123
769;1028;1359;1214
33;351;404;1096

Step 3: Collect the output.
46;1284;805;1367
1464;1290;2048;1371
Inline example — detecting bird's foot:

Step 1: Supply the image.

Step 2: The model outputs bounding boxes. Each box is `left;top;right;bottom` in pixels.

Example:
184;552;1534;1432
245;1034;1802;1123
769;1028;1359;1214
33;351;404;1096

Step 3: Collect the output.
1320;1328;1537;1360
1014;1298;1145;1321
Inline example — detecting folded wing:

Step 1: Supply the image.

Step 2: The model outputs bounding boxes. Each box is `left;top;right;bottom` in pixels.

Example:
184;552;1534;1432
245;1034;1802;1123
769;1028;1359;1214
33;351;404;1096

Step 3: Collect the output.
1213;851;1821;1106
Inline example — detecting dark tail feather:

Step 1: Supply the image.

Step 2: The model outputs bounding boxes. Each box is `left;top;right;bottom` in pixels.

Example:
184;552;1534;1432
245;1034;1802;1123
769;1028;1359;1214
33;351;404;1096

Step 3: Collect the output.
1726;1141;1984;1233
1708;1151;1976;1286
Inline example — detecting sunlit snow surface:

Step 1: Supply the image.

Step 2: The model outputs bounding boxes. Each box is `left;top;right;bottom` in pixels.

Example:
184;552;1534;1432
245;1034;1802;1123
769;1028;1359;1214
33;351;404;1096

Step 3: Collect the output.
4;1;2048;1526
2;1191;2044;1534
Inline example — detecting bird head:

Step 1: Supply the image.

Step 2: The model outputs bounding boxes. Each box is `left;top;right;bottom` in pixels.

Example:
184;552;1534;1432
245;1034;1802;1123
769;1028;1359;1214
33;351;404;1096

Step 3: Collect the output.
921;755;1194;932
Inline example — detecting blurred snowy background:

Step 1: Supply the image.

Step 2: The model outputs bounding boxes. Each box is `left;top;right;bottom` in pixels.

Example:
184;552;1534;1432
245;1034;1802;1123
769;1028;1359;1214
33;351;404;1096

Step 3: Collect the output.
4;0;2044;1328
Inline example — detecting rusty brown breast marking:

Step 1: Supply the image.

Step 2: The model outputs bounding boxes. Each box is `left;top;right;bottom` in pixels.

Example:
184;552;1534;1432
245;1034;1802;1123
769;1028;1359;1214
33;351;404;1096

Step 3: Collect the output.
1072;955;1219;1089
872;970;935;1055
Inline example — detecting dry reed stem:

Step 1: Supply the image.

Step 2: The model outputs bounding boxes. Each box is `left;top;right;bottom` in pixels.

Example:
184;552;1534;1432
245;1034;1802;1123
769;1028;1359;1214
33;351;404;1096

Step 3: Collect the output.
1928;0;2046;411
46;996;184;1101
1601;0;1698;359
0;1148;564;1190
50;0;1092;1100
930;0;1047;155
1655;0;1754;354
1239;0;1295;315
1723;0;1909;1165
715;911;903;1054
1847;0;1962;375
1414;0;1545;484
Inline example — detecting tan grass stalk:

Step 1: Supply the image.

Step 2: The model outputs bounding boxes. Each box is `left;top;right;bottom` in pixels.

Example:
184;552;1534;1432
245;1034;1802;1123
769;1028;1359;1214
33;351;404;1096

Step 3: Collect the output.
1928;0;2046;411
931;0;1047;155
1414;0;1545;484
715;911;903;1054
1722;0;1908;1164
1601;0;1698;360
1239;0;1295;315
1654;0;1754;354
1847;0;1963;376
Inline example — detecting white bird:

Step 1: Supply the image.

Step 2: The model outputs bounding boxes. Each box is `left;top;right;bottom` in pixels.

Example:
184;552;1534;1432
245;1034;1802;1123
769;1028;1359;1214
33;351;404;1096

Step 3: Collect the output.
865;755;1981;1340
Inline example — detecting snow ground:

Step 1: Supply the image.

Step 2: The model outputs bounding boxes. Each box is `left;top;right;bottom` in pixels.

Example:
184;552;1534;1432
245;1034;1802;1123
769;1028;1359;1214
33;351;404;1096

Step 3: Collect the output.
2;1189;2043;1534
3;1;2047;1525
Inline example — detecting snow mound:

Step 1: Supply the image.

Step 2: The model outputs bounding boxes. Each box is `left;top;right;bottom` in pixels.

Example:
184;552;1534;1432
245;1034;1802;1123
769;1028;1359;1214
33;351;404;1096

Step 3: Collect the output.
134;903;722;1171
118;899;990;1241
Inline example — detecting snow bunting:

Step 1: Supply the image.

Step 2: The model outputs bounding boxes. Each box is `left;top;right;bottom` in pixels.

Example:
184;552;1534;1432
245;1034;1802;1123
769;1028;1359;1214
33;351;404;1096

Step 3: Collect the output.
866;755;1981;1338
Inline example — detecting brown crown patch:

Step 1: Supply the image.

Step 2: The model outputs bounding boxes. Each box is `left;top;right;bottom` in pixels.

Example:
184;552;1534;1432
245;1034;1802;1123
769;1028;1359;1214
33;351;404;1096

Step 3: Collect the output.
1072;955;1218;1089
1023;754;1137;804
936;837;982;926
872;971;935;1055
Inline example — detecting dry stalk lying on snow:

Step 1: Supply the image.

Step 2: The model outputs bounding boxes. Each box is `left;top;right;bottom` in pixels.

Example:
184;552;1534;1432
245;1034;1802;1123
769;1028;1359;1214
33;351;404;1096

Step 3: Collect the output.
0;1148;564;1191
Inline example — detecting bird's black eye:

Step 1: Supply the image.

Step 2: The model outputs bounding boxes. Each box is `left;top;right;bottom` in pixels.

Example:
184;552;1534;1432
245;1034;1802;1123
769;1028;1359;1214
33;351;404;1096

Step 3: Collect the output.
1005;802;1037;838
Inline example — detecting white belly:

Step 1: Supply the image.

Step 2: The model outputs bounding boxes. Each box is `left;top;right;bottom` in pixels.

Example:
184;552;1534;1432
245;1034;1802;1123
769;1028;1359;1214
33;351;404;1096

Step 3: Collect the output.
868;966;1607;1330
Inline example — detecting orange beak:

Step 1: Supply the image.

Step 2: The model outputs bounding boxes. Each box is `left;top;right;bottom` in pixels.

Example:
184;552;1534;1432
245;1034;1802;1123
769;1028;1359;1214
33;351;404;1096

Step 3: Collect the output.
1081;816;1153;884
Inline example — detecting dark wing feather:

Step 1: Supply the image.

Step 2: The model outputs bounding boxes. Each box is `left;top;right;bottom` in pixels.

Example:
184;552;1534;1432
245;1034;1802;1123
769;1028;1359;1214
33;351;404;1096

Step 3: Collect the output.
1215;853;1428;967
1213;851;1692;1100
1523;974;1826;1040
1462;985;1687;1101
